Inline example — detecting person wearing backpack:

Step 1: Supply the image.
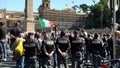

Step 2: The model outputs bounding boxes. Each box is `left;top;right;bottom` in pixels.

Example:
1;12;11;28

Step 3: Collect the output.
10;22;23;60
69;31;85;68
56;31;70;68
23;32;40;68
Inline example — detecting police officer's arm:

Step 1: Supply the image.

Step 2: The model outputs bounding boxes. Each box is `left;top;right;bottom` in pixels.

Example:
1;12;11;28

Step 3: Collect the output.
101;39;104;46
10;29;16;39
35;40;41;53
56;39;63;54
65;40;70;53
48;42;55;56
42;41;48;55
42;41;54;58
82;38;86;47
50;44;55;55
49;51;54;57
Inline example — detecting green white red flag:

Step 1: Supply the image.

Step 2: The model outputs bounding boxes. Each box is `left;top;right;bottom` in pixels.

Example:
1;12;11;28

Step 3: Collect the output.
38;17;55;28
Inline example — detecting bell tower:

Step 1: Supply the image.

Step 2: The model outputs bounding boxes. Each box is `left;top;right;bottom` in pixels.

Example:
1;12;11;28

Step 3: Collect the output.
42;0;50;10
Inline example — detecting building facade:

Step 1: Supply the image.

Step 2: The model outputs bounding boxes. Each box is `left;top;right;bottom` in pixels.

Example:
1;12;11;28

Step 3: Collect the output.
38;0;86;30
0;0;86;31
0;9;39;29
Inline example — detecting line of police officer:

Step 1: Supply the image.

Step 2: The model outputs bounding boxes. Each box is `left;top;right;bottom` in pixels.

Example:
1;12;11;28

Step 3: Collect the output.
15;30;114;68
18;30;86;68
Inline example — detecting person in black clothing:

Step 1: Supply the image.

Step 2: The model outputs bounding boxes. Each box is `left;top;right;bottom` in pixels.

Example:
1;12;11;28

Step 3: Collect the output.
50;32;57;68
90;33;103;68
10;22;23;48
56;31;70;68
34;32;42;68
70;31;85;68
23;32;40;68
101;33;108;58
106;33;113;59
10;22;23;60
0;22;8;61
84;33;93;62
41;32;55;68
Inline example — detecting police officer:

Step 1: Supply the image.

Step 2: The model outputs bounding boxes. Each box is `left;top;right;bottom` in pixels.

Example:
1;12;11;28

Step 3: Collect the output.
34;32;42;68
70;31;85;68
23;32;40;68
41;32;55;68
90;33;103;68
56;31;70;68
50;32;57;68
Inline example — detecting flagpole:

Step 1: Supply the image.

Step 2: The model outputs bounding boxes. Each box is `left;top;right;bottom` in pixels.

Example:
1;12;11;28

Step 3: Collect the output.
50;27;52;33
42;27;45;32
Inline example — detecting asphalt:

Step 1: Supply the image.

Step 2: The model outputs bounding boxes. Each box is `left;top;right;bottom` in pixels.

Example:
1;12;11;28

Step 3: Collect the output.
0;50;110;68
0;50;16;68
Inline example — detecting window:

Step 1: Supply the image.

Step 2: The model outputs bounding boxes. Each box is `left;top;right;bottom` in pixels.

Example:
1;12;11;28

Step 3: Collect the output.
46;4;48;7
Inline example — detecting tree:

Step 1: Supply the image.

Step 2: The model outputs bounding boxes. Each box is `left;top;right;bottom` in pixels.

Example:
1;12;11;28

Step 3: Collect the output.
71;5;78;11
79;4;89;13
84;0;112;29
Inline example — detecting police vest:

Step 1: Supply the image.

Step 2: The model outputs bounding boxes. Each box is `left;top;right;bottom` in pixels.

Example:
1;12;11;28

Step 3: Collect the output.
43;38;55;53
71;37;84;51
24;38;37;57
91;39;102;52
57;36;69;52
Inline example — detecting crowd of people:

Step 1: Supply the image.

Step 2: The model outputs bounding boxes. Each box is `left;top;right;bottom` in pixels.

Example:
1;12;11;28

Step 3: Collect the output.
0;21;120;68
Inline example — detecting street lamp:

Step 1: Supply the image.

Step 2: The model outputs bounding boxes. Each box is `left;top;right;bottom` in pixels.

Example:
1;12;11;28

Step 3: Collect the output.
108;0;119;60
100;2;103;30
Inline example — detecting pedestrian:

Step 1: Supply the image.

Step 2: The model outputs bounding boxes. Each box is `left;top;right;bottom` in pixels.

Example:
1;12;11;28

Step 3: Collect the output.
0;22;8;61
10;22;23;60
106;33;113;59
12;33;25;68
10;22;23;46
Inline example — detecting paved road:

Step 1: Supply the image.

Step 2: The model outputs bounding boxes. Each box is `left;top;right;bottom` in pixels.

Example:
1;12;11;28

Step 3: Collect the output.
0;50;16;68
0;50;110;68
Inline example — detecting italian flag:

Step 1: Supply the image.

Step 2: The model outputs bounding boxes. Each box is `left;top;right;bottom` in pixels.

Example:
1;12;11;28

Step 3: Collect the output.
38;17;55;28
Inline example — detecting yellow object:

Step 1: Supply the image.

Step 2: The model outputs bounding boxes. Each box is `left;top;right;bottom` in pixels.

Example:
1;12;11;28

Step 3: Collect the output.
15;38;25;56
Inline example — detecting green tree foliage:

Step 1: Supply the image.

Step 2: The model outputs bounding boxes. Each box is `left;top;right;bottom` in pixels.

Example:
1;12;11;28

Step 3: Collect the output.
78;0;120;29
79;4;89;13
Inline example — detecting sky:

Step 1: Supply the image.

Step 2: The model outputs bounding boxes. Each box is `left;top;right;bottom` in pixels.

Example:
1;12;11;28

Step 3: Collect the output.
0;0;100;12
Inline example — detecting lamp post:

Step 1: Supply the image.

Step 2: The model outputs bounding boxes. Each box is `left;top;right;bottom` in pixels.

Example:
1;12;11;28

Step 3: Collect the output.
91;0;96;29
100;2;103;30
108;0;119;60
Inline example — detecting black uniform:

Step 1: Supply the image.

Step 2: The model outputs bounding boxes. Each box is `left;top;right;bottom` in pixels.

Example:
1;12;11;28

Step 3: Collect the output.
23;37;40;68
56;35;70;68
90;38;103;68
70;36;85;68
91;38;103;54
70;36;85;54
41;37;55;68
